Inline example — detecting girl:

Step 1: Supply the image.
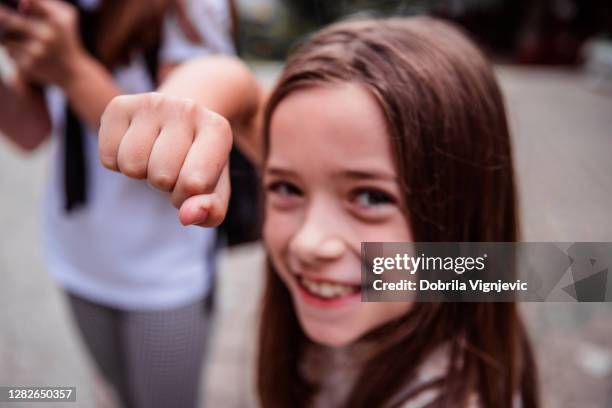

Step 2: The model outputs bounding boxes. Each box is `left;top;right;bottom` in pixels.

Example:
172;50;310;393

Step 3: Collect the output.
0;0;234;407
99;17;539;408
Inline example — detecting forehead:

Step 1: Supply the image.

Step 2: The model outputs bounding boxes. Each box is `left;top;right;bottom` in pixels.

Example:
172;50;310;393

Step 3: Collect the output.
267;83;396;172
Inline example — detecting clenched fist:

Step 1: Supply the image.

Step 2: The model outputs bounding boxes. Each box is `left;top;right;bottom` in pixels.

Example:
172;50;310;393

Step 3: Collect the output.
99;92;232;227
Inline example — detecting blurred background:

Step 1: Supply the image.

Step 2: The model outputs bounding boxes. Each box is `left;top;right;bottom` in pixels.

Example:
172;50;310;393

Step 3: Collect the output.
1;0;612;407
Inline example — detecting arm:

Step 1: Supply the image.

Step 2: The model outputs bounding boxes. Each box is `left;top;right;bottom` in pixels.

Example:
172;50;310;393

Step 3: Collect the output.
0;0;121;131
59;52;120;129
0;0;209;152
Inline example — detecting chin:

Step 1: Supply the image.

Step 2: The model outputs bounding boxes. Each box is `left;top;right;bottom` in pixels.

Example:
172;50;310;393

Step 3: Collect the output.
299;317;362;348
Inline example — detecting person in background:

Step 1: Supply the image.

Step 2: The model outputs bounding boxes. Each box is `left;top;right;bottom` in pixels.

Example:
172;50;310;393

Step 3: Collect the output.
0;0;234;407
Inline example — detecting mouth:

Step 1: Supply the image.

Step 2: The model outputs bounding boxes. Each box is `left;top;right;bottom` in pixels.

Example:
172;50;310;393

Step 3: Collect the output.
296;275;361;304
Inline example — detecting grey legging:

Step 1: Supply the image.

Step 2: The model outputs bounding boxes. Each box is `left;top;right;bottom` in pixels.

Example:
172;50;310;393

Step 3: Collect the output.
67;292;214;408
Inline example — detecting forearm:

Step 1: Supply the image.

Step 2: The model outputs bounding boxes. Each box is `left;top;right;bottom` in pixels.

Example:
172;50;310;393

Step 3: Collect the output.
0;73;51;151
60;53;121;130
158;55;265;166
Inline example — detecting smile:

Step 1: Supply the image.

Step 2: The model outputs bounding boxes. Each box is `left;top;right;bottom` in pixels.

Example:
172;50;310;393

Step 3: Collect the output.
297;276;360;300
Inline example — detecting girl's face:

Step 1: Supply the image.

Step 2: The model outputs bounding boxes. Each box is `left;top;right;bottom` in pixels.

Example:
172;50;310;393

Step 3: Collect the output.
263;83;413;347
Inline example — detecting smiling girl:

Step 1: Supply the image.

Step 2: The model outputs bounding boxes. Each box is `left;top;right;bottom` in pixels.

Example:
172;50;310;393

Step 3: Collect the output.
99;17;539;408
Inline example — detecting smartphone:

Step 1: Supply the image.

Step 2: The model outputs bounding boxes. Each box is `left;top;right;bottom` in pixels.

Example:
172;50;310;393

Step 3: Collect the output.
0;0;19;10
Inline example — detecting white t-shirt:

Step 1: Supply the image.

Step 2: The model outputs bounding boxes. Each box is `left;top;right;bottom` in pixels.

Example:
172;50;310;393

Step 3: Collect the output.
42;0;234;311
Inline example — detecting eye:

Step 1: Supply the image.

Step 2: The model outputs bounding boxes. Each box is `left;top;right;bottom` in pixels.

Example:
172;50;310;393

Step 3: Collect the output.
352;188;396;209
267;181;302;197
265;180;303;210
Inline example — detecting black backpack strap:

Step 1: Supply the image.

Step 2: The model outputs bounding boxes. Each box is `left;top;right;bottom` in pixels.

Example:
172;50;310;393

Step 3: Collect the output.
63;1;97;212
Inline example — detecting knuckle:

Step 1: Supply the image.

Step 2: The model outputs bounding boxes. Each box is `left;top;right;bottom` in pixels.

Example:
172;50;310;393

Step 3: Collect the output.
149;172;176;192
211;114;232;147
30;46;44;61
99;107;111;126
101;102;118;123
99;154;117;171
205;113;233;147
106;94;139;120
182;175;214;196
170;192;183;209
117;159;147;179
62;7;77;25
55;13;67;26
209;198;227;227
39;28;54;45
107;95;128;113
181;99;199;116
167;97;200;122
145;92;166;111
207;112;231;133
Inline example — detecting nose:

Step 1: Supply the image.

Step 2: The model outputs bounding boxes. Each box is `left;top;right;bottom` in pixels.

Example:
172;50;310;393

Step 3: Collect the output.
288;200;347;269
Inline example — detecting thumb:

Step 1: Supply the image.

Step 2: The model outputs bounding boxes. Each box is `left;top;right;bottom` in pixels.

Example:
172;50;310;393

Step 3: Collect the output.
178;192;228;228
178;164;230;227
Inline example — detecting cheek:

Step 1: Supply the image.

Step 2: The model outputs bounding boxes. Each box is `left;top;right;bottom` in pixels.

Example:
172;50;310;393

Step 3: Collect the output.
263;208;300;269
264;208;295;245
352;213;413;243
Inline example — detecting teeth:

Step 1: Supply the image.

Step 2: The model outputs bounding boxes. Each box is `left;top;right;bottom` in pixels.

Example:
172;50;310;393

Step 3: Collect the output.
300;276;357;299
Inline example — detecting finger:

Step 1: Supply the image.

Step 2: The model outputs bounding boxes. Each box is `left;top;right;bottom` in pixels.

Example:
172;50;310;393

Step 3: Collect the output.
5;47;29;69
3;36;42;58
178;164;231;227
99;95;146;171
172;0;203;44
0;5;34;37
146;122;194;192
23;0;60;19
2;37;26;53
115;114;161;179
170;112;232;208
0;6;26;32
24;0;77;38
3;39;34;70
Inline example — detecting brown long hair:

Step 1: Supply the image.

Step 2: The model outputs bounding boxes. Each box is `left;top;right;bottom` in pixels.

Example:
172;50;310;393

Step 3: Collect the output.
258;17;539;408
92;0;173;67
94;0;238;69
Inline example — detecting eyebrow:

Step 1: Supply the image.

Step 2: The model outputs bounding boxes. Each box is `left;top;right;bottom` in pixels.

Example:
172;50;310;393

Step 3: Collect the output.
337;169;398;182
265;166;397;182
265;167;297;178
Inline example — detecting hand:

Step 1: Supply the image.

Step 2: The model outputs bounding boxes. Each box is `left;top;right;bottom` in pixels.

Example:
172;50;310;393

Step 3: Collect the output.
0;0;86;86
99;93;233;227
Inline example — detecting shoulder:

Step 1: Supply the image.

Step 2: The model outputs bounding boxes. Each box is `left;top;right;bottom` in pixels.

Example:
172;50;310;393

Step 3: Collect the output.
394;345;482;408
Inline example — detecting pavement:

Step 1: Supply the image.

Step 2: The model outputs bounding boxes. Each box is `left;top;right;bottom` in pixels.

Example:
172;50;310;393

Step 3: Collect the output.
1;62;611;407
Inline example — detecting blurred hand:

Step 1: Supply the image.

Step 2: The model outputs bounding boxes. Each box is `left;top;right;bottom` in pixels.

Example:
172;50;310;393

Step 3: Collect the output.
0;0;86;86
99;93;232;227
